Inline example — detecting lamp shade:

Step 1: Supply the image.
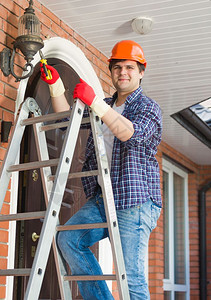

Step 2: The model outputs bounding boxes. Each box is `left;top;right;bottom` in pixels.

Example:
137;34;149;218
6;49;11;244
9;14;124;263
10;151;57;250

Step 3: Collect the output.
18;12;41;37
14;0;43;63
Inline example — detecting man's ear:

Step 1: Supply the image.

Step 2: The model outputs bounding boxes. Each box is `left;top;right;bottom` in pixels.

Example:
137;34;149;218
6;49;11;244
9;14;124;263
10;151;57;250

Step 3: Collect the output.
140;70;144;78
139;70;145;80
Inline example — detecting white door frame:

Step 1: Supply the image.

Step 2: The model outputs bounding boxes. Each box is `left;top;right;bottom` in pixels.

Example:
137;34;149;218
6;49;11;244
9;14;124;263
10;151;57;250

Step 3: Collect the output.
162;158;190;300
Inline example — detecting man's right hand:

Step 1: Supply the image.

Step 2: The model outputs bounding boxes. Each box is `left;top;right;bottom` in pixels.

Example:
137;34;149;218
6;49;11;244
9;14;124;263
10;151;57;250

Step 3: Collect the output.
40;64;65;97
40;64;59;85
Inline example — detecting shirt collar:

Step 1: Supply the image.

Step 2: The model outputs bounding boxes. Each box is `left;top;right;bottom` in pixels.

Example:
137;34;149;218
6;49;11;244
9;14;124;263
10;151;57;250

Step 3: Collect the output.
106;86;143;106
106;86;143;107
125;85;143;105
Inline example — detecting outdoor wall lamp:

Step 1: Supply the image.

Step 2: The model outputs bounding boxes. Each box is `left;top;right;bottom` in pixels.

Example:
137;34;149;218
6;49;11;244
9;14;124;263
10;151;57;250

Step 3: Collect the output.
0;0;44;82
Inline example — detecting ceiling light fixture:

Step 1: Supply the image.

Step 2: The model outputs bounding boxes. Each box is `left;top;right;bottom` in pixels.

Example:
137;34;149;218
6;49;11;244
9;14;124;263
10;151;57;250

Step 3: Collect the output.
131;17;153;35
0;0;44;82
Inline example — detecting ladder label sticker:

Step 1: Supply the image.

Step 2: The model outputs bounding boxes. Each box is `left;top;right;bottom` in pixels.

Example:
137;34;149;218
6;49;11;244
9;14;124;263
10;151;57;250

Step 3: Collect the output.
97;134;106;156
103;177;116;220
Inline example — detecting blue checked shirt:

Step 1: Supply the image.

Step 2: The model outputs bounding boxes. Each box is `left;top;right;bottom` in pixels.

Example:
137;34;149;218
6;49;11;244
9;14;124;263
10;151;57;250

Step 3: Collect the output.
81;86;162;209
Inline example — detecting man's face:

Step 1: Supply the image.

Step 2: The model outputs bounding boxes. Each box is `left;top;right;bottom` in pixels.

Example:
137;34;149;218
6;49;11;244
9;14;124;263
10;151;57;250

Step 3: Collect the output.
110;60;144;95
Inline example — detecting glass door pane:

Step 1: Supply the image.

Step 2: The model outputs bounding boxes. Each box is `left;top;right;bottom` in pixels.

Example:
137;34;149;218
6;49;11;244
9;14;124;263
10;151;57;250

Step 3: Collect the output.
175;291;186;300
164;291;171;300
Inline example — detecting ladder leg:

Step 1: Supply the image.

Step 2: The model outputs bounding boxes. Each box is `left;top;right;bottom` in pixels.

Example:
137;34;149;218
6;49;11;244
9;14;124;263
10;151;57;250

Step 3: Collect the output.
89;111;130;300
0;99;32;212
24;99;85;300
32;113;72;300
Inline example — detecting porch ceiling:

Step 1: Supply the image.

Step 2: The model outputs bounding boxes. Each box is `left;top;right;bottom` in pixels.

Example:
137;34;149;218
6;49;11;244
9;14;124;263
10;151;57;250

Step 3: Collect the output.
39;0;211;165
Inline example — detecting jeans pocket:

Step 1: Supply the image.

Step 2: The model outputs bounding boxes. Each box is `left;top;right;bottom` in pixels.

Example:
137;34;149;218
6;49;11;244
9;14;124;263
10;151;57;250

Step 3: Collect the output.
151;202;161;230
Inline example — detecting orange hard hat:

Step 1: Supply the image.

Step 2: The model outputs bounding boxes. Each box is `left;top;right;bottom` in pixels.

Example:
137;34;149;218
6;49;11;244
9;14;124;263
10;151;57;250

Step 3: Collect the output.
108;40;147;68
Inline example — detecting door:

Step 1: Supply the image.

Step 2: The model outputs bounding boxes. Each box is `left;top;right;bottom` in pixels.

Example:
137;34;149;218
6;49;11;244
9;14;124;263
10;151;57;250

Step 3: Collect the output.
13;58;98;300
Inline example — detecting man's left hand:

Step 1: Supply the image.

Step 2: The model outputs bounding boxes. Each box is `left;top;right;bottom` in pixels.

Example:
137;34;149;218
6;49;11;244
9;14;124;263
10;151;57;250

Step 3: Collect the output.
73;79;96;106
73;78;110;118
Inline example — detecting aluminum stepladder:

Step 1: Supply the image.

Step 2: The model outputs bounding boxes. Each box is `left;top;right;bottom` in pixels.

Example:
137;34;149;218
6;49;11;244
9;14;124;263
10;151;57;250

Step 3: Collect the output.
0;97;130;300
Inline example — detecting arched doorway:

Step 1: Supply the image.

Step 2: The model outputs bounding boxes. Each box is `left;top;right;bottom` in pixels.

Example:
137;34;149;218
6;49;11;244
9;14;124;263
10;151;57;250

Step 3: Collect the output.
12;38;105;300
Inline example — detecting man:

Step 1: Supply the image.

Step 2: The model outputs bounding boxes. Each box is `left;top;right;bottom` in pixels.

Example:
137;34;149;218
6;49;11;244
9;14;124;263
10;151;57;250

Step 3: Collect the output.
41;40;162;300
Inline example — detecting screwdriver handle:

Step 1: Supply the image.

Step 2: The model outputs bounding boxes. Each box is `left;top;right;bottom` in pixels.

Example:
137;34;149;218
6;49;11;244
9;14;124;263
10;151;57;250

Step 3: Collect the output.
40;58;52;80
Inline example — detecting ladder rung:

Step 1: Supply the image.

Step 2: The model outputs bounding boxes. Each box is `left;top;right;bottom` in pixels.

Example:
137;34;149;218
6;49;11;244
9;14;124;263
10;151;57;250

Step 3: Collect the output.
7;158;59;172
40;117;90;132
64;274;116;281
21;111;91;127
0;211;45;222
57;223;108;231
21;110;72;126
0;268;31;276
81;117;90;124
41;121;69;132
48;170;99;181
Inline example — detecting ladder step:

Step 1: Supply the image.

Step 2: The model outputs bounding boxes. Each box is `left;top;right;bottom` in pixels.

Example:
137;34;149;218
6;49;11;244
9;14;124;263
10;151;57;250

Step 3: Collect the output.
21;110;72;126
40;117;90;132
57;223;108;231
0;211;45;222
8;162;98;177
64;275;116;281
21;111;90;127
40;121;69;132
7;158;59;172
48;170;99;181
0;268;31;276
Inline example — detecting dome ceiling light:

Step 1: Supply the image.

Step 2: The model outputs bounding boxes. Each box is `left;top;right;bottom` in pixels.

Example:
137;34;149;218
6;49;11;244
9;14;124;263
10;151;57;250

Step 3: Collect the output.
131;17;153;35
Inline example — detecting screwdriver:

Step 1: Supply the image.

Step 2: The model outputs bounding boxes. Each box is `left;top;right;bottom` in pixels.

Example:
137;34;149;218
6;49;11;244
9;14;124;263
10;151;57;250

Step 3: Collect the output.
39;50;52;80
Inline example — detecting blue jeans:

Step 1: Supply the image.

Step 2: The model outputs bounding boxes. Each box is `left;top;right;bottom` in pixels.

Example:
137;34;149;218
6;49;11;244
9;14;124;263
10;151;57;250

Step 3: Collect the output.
57;191;161;300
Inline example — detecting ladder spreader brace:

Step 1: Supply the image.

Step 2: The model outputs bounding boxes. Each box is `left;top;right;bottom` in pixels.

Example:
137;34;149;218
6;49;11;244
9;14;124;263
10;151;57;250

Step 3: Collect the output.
0;97;130;300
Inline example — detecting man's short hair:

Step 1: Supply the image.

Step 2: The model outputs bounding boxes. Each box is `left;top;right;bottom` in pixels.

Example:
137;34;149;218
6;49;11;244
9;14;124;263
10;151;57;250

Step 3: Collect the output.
108;59;145;73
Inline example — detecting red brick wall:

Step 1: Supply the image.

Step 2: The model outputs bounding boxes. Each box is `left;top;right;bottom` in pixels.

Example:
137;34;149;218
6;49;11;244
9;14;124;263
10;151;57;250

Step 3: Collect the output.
206;186;211;298
148;145;164;300
0;1;21;297
0;1;211;300
199;166;211;299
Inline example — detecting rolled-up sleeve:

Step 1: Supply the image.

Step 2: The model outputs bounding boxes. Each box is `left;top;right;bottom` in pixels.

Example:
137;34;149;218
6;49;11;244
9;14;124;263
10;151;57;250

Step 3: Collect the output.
123;101;162;149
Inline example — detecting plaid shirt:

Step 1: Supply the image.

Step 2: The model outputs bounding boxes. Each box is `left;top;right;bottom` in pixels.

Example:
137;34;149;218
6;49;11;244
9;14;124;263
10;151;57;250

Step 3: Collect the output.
81;86;162;209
